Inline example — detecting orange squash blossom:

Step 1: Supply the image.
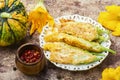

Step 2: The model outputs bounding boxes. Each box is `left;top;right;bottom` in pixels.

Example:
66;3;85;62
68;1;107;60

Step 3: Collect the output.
28;0;54;35
98;5;120;36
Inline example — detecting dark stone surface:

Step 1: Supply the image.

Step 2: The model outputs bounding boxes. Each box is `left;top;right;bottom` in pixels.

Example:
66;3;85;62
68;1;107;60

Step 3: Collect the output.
0;0;120;80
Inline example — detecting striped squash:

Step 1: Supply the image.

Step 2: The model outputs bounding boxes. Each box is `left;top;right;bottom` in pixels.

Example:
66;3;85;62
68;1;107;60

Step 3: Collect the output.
0;0;28;46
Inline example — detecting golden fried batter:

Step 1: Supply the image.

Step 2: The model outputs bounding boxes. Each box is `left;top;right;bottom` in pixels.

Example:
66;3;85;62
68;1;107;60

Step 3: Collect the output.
43;20;115;65
43;42;97;65
53;21;98;41
44;32;115;53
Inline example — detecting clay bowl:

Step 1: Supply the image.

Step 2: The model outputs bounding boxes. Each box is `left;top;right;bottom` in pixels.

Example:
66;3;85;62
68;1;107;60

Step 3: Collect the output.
15;43;46;75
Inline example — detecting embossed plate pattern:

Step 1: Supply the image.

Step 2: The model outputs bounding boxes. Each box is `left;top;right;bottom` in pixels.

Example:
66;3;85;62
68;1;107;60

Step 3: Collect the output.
39;14;111;71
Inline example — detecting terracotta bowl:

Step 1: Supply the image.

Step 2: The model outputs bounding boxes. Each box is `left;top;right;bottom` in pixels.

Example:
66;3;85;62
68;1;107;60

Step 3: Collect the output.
15;43;46;75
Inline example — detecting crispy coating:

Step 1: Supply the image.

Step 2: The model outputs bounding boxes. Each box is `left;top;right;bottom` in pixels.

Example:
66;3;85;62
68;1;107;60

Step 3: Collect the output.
53;21;98;41
44;32;114;53
43;42;97;65
44;32;100;52
43;20;115;65
44;32;64;42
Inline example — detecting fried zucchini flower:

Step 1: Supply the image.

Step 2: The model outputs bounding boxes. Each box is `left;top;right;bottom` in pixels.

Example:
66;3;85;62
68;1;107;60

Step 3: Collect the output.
28;0;54;35
98;5;120;36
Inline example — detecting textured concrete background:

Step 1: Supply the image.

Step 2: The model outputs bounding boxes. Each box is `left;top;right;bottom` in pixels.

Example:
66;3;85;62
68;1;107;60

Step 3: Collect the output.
0;0;120;80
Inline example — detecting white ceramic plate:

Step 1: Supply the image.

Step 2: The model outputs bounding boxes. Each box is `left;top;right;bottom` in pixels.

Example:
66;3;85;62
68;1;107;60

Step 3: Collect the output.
39;14;111;71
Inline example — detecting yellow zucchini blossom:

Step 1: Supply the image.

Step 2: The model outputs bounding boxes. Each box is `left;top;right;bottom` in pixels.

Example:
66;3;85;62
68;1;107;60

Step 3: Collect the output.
28;0;54;35
98;5;120;36
101;66;120;80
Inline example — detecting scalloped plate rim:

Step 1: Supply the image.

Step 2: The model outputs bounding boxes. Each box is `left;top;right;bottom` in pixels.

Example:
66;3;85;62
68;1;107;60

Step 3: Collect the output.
39;14;111;71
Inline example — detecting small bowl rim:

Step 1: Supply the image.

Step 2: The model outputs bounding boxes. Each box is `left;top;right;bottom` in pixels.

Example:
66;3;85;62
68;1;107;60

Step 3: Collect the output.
16;43;44;66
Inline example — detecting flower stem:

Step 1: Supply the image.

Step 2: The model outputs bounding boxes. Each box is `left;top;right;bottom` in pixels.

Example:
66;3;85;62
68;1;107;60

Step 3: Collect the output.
35;0;46;11
39;0;44;3
0;12;12;18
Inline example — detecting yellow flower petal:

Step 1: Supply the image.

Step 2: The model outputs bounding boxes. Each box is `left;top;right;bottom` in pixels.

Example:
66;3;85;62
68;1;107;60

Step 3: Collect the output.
28;0;54;35
112;23;120;36
30;21;36;35
36;7;47;14
98;12;118;30
103;20;119;31
101;66;120;80
47;13;54;27
98;5;120;36
98;12;115;22
102;68;116;80
106;5;120;16
115;67;120;80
